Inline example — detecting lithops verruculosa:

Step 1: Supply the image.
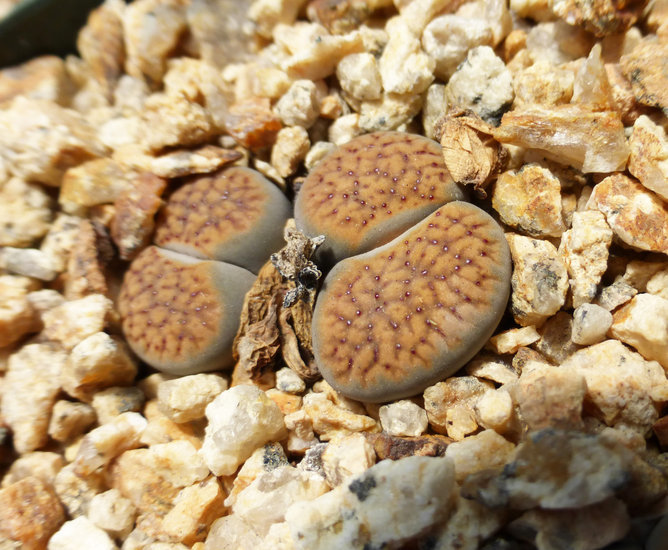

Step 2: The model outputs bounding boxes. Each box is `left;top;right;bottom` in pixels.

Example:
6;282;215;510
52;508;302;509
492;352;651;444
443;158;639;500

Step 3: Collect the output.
118;166;291;375
294;131;465;265
311;201;511;402
153;166;292;273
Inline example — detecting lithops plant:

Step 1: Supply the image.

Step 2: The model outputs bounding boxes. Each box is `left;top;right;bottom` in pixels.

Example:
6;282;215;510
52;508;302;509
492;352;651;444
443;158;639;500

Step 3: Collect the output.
294;131;465;264
312;201;511;402
154;166;292;273
119;166;291;375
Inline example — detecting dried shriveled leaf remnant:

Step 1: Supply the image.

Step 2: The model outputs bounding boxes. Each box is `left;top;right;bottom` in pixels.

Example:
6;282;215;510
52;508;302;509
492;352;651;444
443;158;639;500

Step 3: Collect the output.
271;220;325;308
119;246;255;375
438;110;508;198
312;201;511;403
294;131;464;264
153;166;292;273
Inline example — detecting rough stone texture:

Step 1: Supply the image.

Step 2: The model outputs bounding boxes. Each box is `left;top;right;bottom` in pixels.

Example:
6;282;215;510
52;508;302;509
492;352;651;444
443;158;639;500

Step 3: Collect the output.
229;465;330;537
506;233;568;327
620;40;668;111
118;246;256;375
0;178;53;248
422;15;493;81
561;340;668;434
302;391;379;441
558;210;613;307
0;247;59;281
285;456;456;549
463;429;633;510
226;443;288;507
48;400;97;443
534;312;582;365
647;268;668;301
140;400;203;449
430;492;508;550
275;80;321;129
48;516;118;550
0;55;71;106
73;412;147;477
445;429;515;482
509;497;630;550
336;53;382;101
0;476;66;550
357;91;424;133
379;400;429;437
294;131;464;264
1;451;63;489
270;126;310;178
571;303;613;345
42;294;113;350
377;17;434;96
494;104;628;173
628;115;668;201
204;515;263;550
423;377;494;439
445;46;513;126
312;202;511;402
466;352;519;385
62;332;137;403
487;326;541;354
587;173;668;255
0;292;40;348
157;374;228;423
513;61;574;106
91;387;145;424
493;165;567;238
110;440;209;516
274;22;364;81
321;432;375;487
595;280;638;311
53;463;106;519
59;158;130;209
610;294;668;371
0;97;105;186
516;365;586;430
199;385;287;476
1;343;67;454
88;489;137;541
161;476;226;545
275;367;306;394
475;388;515;434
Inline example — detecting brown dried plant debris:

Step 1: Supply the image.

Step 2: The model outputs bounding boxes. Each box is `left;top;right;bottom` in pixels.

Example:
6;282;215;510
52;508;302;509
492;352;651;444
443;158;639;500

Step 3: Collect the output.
111;172;167;261
270;219;325;309
437;109;509;198
65;219;114;300
232;222;325;386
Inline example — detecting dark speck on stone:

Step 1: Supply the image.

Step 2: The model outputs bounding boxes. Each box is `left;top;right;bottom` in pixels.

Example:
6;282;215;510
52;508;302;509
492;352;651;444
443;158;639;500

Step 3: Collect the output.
262;442;288;470
349;473;377;502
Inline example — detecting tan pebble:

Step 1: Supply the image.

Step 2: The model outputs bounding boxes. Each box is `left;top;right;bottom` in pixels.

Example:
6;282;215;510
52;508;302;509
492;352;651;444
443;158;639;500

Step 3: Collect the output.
302;391;379;441
587;173;668;255
62;332;137;403
321;432;375;486
88;489;136;541
0;178;53;247
423;376;493;438
1;343;66;454
42;294;113;350
161;476;226;545
379;400;428;437
487;326;540;355
226;443;288;508
266;389;303;416
157;373;227;423
139;400;203;449
0;476;65;549
271;126;310;178
53;463;106;518
534;311;582;364
610;293;668;371
465;352;519;385
0;55;71;106
506;233;568;326
595;280;638;311
92;386;145;424
73;412;147;477
445;429;515;482
562;340;668;434
571;303;613;345
475;388;514;433
0;293;40;348
559;210;613;307
1;451;64;488
284;410;318;454
48;516;117;550
512;60;574;106
628;115;668;201
516;365;586;430
621;40;668;111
